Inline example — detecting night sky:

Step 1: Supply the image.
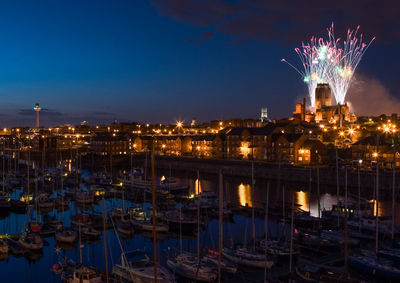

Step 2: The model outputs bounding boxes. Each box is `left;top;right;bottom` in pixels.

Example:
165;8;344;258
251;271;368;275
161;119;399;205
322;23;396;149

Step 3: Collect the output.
0;0;399;127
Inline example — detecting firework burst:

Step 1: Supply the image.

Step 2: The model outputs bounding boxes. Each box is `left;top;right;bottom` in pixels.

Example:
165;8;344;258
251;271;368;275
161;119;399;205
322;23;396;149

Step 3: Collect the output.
283;24;374;107
327;25;375;104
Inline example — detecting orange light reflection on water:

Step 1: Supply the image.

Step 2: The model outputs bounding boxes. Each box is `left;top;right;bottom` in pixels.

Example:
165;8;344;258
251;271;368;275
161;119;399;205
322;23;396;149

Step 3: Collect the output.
238;183;252;207
194;179;202;195
296;190;309;212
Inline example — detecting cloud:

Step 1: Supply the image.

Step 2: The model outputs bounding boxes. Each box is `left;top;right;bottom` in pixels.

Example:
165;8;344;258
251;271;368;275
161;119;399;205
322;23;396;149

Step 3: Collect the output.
346;75;400;116
151;0;400;44
185;31;214;45
91;111;115;116
18;108;63;117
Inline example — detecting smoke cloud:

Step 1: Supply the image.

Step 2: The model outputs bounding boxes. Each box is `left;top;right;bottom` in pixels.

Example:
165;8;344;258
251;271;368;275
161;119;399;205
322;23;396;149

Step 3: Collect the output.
346;75;400;116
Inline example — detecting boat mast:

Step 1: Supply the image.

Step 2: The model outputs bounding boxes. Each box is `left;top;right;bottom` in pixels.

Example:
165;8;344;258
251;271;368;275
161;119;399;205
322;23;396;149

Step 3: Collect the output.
251;162;255;251
102;195;109;283
144;151;147;207
375;134;379;254
42;141;45;188
308;167;311;214
79;220;82;264
336;147;340;228
2;145;5;193
130;149;133;190
317;165;321;230
151;139;158;283
264;182;269;283
27;147;31;223
61;152;64;224
179;205;182;253
35;167;38;222
358;159;361;232
282;185;285;232
289;191;294;274
344;167;348;275
197;170;200;264
392;138;396;241
218;170;223;283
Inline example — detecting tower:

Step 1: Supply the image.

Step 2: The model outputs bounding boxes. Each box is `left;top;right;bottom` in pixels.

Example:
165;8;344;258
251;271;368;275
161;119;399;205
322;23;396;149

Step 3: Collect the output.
33;103;41;128
315;83;332;110
261;107;268;122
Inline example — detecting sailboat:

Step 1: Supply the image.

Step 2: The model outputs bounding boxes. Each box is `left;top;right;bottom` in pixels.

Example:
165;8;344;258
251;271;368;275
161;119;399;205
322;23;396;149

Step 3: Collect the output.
130;217;168;232
349;253;400;280
222;247;274;269
167;171;217;281
112;250;174;283
18;229;43;251
113;141;173;282
62;265;104;283
130;168;169;233
55;229;77;244
223;163;274;269
202;248;237;274
0;151;11;213
167;251;217;282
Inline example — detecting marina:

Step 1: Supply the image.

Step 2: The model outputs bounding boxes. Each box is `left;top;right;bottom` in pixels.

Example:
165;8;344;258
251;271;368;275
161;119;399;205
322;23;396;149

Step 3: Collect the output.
0;155;397;282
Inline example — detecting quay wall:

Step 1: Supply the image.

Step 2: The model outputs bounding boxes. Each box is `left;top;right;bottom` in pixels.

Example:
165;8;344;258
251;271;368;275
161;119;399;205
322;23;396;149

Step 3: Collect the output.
82;154;399;199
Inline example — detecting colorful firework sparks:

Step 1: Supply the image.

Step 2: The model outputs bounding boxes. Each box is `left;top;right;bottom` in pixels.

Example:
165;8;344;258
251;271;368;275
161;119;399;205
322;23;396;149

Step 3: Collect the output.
282;37;337;107
327;24;375;104
282;24;374;107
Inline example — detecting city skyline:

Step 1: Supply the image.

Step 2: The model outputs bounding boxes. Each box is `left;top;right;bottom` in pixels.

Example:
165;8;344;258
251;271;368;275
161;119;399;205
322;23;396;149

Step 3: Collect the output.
0;0;399;127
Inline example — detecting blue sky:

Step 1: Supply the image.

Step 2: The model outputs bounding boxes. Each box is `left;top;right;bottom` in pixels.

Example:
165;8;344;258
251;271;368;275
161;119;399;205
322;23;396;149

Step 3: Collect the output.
0;0;398;126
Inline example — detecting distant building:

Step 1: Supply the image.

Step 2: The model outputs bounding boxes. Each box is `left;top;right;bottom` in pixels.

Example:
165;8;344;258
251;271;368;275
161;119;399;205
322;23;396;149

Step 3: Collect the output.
91;133;129;155
315;83;332;109
293;98;306;121
314;83;351;124
261;108;269;122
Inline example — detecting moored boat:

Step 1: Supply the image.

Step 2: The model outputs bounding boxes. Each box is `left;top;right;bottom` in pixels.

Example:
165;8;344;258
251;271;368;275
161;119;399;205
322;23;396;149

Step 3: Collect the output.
112;250;174;283
222;247;274;269
349;254;400;280
18;231;43;251
56;229;77;244
167;252;217;282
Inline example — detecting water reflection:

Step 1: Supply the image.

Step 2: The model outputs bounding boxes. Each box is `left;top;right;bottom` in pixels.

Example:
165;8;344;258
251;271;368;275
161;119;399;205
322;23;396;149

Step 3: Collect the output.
298;191;338;217
371;199;383;217
194;179;202;195
296;190;309;212
238;183;252;207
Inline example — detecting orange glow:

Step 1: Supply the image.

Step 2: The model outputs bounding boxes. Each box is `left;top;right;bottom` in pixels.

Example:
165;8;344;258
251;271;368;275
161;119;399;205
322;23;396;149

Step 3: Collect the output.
296;190;309;212
240;142;251;158
238;183;252;207
194;179;202;195
371;199;383;217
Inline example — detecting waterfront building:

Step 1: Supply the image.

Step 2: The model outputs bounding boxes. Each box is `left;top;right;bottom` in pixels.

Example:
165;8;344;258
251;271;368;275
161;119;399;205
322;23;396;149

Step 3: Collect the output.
269;133;307;163
91;132;130;155
352;135;398;168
